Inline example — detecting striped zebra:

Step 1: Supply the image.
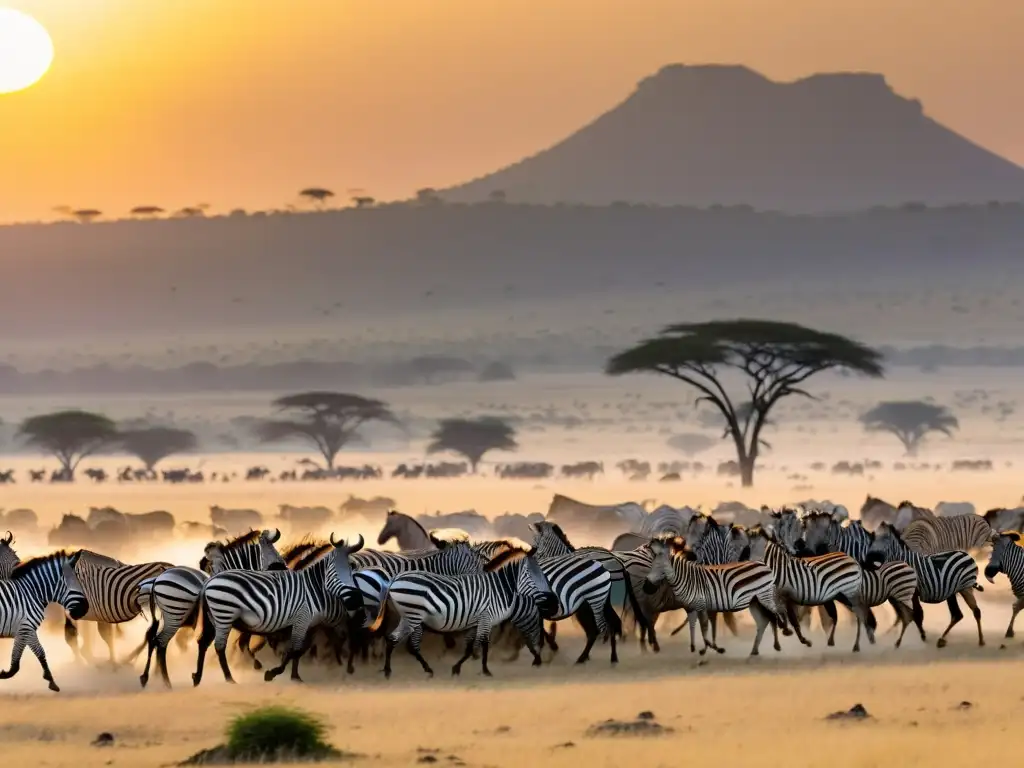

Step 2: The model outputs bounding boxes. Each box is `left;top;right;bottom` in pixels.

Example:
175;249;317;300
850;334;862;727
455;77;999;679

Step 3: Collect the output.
747;526;875;652
902;513;993;555
0;551;89;692
375;548;558;678
0;532;19;578
800;512;924;648
642;538;784;656
193;534;366;686
866;522;984;648
669;516;747;641
529;522;646;657
66;554;174;667
137;528;285;688
984;532;1024;640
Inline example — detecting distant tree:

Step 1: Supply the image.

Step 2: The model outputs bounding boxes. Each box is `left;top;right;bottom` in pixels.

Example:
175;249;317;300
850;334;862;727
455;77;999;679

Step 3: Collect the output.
254;392;397;469
860;400;958;456
17;410;117;478
478;360;516;382
427;417;518;473
606;320;884;487
415;188;442;206
666;432;717;456
118;426;198;471
72;209;102;223
299;188;335;208
173;207;206;218
351;196;376;208
130;206;165;218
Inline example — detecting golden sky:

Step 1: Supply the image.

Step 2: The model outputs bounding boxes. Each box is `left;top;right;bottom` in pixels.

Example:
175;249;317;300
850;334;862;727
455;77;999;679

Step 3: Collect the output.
1;0;1021;222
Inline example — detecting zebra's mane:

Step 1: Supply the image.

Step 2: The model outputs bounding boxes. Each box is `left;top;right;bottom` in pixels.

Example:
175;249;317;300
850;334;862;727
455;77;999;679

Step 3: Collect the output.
491;537;532;553
545;522;575;550
11;550;73;579
428;528;470;548
212;529;265;552
484;547;531;573
281;538;326;564
292;543;333;571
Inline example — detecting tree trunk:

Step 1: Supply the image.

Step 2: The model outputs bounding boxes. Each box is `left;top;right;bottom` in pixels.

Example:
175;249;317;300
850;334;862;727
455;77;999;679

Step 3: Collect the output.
740;456;755;487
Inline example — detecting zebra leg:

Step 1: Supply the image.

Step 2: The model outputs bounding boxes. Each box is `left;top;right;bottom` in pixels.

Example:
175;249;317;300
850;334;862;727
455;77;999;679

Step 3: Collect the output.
26;632;60;693
785;601;812;647
406;624;433;677
265;626;311;683
451;633;476;676
670;615;689;637
574;607;599;664
647;610;661;653
214;633;237;684
696;611;717;655
1005;597;1024;639
709;611;718;648
890;598;913;649
958;588;984;647
476;622;494;676
912;593;927;642
191;604;217;687
243;635;266;671
601;600;621;664
547;621;558;650
0;633;27;682
139;610;162;688
63;618;85;664
936;595;964;648
822;602;838;646
748;602;770;656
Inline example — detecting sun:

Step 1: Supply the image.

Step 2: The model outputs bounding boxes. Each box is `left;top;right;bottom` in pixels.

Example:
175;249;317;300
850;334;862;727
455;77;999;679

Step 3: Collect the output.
0;8;54;94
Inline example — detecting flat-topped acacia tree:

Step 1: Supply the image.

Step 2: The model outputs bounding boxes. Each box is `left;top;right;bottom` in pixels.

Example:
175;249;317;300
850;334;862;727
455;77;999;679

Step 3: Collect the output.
17;410;118;479
255;392;397;470
606;320;885;487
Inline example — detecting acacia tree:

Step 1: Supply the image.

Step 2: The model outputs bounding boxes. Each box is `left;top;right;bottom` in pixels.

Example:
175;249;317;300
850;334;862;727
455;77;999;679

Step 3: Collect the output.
72;209;102;223
130;205;165;218
17;410;118;478
607;320;884;486
860;400;958;456
254;392;397;469
666;432;718;456
299;188;335;208
427;417;518;473
118;426;198;470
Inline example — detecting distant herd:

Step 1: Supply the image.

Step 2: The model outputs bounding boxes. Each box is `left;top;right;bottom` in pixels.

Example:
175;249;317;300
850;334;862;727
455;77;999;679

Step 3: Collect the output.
0;492;1023;693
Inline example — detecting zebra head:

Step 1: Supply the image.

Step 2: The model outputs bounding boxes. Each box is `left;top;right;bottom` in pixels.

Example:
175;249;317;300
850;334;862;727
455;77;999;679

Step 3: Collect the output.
529;521;574;558
642;537;691;594
201;528;285;574
769;509;803;554
864;522;899;568
985;532;1021;583
800;511;834;556
328;533;367;619
0;531;19;579
59;551;90;620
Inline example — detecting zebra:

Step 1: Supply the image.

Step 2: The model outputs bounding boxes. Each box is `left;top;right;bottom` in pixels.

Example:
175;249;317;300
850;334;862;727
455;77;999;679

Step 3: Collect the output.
901;513;993;555
800;512;924;648
137;528;285;688
746;526;875;652
984;532;1024;640
192;534;366;685
642;538;784;656
0;531;20;578
668;515;748;641
528;522;648;651
65;554;174;667
350;543;487;577
866;522;984;648
0;550;89;692
375;547;558;678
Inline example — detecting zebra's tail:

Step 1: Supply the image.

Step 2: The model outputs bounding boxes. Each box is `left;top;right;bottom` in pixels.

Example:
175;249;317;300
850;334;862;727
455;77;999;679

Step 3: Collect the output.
367;587;392;633
136;577;156;615
618;564;651;640
721;611;739;636
974;584;984;592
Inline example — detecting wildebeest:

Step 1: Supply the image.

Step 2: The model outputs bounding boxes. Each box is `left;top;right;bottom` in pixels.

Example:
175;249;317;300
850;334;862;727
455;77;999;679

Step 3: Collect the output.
209;505;263;534
86;507;176;539
492;512;545;541
415;510;493;538
560;461;603;480
497;462;553;480
860;495;898;530
48;514;95;548
277;504;333;531
545;494;647;533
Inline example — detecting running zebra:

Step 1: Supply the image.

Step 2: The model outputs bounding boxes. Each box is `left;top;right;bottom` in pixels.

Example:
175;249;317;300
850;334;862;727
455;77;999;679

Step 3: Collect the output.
984;532;1024;640
0;532;20;578
0;551;89;692
193;534;366;686
902;513;993;555
747;526;875;652
65;554;174;667
375;548;558;678
642;538;784;656
866;522;984;648
800;512;924;648
137;528;285;688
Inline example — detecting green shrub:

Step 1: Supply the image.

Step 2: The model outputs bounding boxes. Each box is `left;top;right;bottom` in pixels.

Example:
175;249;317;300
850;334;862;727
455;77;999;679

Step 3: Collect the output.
225;706;336;760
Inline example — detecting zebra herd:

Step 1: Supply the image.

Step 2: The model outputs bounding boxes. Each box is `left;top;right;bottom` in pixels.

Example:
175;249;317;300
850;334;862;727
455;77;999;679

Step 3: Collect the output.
0;504;1019;693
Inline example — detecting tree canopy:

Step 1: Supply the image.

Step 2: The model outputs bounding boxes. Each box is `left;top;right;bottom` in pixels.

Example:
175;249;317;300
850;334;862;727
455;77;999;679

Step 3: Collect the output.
118;426;198;470
666;432;718;456
299;188;335;206
17;410;118;476
254;392;397;468
427;417;518;472
606;319;884;486
860;400;958;456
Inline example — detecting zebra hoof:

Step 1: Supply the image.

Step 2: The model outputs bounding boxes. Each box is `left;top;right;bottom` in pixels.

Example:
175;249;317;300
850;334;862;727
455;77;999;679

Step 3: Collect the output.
801;639;812;648
139;674;148;688
451;666;461;676
253;660;263;671
263;671;276;682
531;657;543;667
827;638;835;647
1007;630;1015;639
698;648;707;657
48;680;60;693
936;638;948;649
715;647;725;655
191;673;201;687
773;642;781;652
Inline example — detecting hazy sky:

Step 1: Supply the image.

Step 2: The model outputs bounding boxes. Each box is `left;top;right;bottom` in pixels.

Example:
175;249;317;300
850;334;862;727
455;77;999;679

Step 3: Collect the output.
1;0;1022;222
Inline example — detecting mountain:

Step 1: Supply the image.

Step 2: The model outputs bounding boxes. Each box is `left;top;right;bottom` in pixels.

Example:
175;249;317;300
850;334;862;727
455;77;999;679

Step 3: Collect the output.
443;64;1024;212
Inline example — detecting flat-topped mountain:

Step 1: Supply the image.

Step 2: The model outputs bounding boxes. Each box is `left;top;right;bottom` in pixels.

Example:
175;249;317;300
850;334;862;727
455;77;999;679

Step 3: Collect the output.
444;64;1024;212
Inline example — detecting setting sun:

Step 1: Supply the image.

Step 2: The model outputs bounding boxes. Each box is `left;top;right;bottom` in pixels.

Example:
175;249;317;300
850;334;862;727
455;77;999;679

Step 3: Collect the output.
0;7;53;94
